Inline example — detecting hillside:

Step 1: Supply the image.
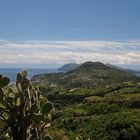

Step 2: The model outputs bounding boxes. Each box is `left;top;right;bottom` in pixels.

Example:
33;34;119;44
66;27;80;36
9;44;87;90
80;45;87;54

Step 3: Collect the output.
57;63;80;72
31;62;140;140
32;61;139;88
38;76;140;140
47;82;140;140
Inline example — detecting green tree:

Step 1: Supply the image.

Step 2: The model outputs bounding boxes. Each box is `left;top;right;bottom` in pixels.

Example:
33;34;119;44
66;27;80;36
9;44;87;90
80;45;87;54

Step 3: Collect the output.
0;70;53;140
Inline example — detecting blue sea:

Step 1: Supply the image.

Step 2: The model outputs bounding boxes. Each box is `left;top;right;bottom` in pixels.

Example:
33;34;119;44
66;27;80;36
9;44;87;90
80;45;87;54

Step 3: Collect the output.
0;68;58;81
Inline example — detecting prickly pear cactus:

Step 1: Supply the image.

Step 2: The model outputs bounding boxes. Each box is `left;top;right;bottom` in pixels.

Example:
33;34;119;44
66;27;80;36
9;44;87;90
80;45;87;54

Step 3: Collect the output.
0;70;53;140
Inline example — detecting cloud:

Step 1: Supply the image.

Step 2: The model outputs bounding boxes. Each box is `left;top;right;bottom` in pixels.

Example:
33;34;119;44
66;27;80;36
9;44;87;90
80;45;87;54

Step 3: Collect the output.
0;39;140;68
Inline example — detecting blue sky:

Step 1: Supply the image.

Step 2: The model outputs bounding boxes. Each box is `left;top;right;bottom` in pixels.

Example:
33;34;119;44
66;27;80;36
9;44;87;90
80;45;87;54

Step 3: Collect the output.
0;0;140;69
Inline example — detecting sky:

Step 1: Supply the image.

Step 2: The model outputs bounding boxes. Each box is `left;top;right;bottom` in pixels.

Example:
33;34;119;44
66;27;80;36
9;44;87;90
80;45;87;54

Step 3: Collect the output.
0;0;140;70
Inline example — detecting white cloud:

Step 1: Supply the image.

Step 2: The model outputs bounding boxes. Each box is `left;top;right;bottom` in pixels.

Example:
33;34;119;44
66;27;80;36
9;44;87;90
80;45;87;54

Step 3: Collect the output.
0;39;140;67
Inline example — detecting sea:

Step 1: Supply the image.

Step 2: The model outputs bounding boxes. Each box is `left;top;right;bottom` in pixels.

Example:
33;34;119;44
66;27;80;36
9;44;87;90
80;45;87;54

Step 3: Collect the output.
0;68;58;81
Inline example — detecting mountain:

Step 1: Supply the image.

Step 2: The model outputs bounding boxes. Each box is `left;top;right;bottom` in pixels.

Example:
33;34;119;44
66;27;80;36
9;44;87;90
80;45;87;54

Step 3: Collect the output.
32;61;139;88
57;63;80;72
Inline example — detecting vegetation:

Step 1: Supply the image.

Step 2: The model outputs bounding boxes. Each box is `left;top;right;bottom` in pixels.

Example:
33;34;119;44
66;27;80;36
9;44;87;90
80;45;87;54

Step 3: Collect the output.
32;62;139;88
0;71;53;140
39;82;140;140
0;62;140;140
31;62;140;139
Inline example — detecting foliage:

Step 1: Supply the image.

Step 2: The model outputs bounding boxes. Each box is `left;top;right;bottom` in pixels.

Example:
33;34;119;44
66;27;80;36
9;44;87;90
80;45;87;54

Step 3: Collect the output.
40;82;140;140
31;62;139;88
28;62;140;139
0;71;53;140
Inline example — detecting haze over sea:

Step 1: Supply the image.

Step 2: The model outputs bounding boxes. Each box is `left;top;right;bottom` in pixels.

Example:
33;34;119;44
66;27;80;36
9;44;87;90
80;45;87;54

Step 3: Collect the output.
0;68;57;81
135;71;140;77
